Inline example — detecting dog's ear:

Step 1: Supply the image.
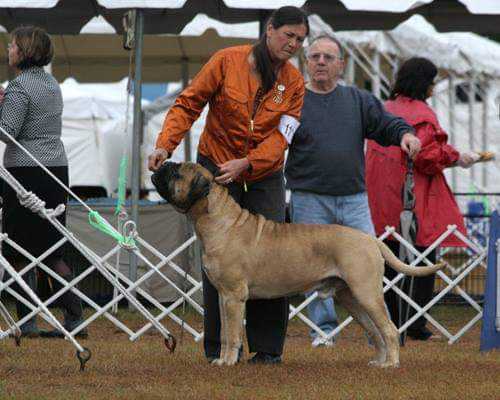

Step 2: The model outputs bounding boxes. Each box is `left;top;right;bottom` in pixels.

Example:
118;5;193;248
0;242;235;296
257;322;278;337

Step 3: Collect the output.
187;172;212;204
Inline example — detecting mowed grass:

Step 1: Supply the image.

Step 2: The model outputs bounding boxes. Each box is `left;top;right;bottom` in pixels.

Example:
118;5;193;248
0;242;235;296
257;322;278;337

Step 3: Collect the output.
0;305;499;400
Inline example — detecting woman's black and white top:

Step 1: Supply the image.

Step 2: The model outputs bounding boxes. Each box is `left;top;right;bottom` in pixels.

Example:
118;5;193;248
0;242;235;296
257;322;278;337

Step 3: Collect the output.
0;66;67;168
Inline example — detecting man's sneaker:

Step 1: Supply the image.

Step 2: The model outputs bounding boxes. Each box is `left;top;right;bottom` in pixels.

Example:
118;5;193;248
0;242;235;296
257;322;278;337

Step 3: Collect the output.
40;328;88;339
311;336;334;348
10;327;40;338
407;327;441;341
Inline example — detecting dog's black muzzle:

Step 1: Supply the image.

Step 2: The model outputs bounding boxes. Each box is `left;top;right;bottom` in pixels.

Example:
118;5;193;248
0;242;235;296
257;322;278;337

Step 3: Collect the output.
151;161;180;204
151;161;211;214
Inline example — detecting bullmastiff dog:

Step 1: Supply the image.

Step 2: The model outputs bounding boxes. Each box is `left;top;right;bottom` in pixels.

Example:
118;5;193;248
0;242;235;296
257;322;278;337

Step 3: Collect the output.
151;161;444;368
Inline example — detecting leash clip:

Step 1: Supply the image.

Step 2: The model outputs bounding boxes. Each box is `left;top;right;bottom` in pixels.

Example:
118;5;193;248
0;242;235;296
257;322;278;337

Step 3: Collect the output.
121;220;138;250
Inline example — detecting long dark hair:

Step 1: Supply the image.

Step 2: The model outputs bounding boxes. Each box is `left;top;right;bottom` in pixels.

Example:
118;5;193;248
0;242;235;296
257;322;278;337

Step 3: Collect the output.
11;25;53;70
252;6;309;93
389;57;438;101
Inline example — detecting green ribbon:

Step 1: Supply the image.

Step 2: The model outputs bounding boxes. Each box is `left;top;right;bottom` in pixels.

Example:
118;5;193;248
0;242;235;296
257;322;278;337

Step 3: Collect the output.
115;155;128;215
88;211;135;248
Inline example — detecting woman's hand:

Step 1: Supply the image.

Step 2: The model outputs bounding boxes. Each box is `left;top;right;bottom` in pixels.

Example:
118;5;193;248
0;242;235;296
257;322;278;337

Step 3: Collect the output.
457;151;479;169
148;148;170;171
400;132;421;159
215;158;250;185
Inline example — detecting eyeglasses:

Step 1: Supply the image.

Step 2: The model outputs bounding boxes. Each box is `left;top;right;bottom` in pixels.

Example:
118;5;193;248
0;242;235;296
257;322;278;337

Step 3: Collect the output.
307;53;341;63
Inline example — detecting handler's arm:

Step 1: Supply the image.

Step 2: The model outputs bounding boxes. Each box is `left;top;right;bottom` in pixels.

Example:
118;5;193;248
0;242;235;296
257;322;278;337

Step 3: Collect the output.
245;80;305;181
154;52;225;154
362;91;414;146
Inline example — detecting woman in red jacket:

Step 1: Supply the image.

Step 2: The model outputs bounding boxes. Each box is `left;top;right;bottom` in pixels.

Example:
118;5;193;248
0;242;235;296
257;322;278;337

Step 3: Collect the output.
366;57;474;340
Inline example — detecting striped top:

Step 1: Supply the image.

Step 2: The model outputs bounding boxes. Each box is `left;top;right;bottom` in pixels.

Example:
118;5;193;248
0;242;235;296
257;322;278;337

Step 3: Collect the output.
0;67;67;168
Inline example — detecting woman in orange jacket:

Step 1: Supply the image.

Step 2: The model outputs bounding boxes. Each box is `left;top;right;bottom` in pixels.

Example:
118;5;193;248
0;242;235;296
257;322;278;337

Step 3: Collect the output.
148;6;309;364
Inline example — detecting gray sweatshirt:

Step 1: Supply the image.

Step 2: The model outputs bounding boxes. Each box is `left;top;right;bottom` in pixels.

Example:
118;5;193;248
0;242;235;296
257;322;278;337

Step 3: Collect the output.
285;85;413;196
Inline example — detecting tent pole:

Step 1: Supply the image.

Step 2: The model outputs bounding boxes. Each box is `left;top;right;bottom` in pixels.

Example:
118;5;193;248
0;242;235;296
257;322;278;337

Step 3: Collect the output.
468;70;476;183
371;50;381;98
345;55;355;86
448;75;457;191
481;81;489;188
129;9;144;310
182;57;191;162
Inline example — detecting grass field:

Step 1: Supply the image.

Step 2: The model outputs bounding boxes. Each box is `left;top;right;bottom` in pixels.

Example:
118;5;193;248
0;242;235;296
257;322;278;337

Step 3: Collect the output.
0;305;499;400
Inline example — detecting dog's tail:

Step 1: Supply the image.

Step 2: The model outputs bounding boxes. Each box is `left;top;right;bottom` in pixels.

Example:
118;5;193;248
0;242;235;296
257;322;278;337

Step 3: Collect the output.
376;240;445;277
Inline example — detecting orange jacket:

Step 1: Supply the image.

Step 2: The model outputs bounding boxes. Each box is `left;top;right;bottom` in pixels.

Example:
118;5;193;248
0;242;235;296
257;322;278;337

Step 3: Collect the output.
156;45;305;182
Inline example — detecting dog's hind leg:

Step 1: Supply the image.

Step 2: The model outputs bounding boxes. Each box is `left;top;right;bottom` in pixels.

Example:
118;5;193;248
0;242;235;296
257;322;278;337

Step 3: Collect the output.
334;287;386;365
348;284;400;368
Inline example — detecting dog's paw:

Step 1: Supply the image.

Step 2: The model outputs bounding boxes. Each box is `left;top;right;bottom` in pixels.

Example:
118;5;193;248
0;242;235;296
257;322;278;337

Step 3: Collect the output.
368;359;382;367
210;357;238;366
368;360;399;368
211;358;225;366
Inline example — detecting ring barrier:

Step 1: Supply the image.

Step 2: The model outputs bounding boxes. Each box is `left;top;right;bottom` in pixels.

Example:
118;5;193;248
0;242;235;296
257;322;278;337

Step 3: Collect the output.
0;126;189;369
290;224;487;344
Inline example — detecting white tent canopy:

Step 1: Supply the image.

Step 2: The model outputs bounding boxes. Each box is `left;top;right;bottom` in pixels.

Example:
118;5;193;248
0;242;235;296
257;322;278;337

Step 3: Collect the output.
0;14;257;82
8;0;499;14
335;15;500;78
2;1;500;35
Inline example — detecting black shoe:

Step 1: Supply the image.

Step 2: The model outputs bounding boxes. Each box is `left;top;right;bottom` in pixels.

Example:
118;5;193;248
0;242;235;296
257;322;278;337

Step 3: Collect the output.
39;328;88;339
247;352;282;365
407;327;433;341
10;328;40;338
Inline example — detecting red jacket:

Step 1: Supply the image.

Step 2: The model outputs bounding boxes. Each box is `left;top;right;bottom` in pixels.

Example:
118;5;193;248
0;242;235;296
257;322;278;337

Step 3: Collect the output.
366;96;466;247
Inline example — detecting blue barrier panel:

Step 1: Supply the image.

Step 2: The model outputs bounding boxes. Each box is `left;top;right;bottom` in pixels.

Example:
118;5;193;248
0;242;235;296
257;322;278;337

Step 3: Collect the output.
480;210;500;351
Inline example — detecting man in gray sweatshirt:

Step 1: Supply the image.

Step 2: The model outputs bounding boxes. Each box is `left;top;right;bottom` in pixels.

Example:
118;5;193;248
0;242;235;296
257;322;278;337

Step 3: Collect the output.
285;35;421;347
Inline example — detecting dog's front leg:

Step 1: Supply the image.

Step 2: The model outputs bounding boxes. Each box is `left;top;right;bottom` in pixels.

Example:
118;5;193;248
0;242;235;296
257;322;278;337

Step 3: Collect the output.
221;295;245;366
212;292;229;366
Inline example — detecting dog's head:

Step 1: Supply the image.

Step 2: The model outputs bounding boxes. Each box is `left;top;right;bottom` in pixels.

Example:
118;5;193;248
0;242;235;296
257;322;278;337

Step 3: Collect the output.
151;161;214;213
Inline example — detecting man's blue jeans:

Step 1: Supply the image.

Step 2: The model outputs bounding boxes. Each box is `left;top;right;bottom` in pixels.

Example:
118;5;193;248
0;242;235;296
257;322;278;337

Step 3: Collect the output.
289;190;376;339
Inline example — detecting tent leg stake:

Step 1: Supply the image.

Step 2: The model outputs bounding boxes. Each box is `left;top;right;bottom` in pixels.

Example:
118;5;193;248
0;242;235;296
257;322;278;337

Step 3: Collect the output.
76;347;92;372
164;334;177;353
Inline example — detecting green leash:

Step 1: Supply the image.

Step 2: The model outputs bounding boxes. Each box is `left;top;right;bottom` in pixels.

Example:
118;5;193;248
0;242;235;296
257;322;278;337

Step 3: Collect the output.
115;155;128;216
88;210;135;248
88;135;133;247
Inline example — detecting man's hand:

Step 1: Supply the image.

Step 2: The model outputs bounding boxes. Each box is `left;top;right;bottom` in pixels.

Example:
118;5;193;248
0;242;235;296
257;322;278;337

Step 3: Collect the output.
148;148;170;171
215;158;250;185
400;132;421;160
457;151;479;169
